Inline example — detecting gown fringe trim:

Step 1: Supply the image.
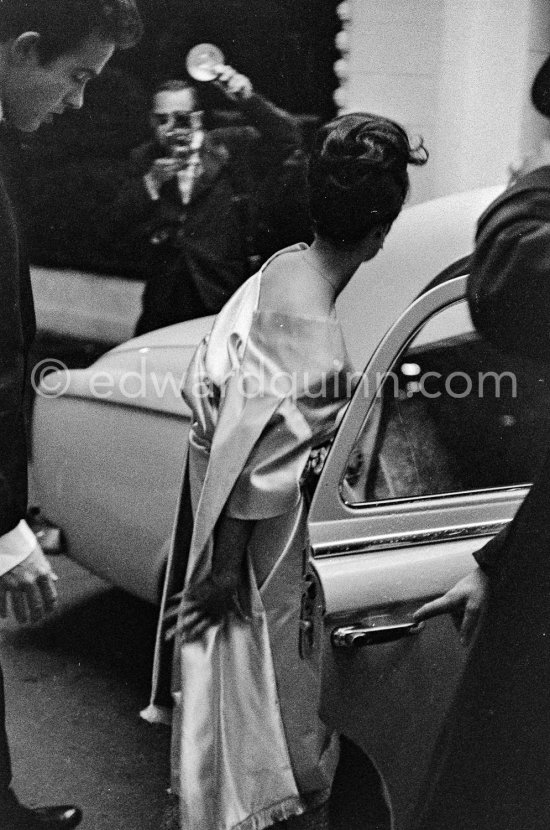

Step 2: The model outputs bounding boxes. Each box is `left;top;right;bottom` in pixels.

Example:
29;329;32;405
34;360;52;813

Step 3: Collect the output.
139;703;171;726
231;794;306;830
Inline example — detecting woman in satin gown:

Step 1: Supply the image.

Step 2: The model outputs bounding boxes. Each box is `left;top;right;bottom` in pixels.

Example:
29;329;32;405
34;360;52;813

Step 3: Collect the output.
147;113;427;830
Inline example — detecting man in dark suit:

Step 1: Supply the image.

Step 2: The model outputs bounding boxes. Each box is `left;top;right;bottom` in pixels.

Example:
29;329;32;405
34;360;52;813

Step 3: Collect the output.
410;55;550;830
112;68;301;335
413;57;550;641
0;2;141;828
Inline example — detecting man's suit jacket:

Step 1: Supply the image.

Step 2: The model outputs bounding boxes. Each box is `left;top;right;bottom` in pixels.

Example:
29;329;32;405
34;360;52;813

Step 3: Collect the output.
412;164;550;830
0;127;36;537
112;93;300;319
465;166;550;572
468;166;550;361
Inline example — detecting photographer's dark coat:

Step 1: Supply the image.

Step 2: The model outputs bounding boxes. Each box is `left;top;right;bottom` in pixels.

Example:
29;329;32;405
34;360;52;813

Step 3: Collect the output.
113;93;301;335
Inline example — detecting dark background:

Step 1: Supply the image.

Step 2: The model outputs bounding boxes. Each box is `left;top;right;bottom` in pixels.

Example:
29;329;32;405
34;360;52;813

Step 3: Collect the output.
23;0;340;277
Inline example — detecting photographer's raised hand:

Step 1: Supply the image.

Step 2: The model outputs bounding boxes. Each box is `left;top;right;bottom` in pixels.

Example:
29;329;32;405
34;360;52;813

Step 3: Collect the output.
213;65;253;102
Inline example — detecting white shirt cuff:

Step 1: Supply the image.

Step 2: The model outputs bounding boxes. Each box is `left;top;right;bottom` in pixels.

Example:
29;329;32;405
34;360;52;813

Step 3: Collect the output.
143;171;160;201
0;520;37;576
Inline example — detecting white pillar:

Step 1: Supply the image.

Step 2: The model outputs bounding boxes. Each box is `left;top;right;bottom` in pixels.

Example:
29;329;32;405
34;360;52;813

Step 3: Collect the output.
345;0;443;204
432;0;532;196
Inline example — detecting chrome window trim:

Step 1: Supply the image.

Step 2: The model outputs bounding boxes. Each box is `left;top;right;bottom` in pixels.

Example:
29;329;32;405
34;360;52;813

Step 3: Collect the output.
309;275;530;529
337;288;530;511
313;518;509;558
343;481;532;512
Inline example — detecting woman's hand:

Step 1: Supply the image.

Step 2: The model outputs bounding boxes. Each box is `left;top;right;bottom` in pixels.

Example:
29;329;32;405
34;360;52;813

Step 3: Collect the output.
413;566;490;646
164;574;243;643
164;514;255;642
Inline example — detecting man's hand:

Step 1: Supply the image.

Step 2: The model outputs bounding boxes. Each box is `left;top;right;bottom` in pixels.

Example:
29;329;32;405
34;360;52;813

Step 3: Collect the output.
0;545;58;624
148;157;181;188
413;566;489;646
213;65;253;102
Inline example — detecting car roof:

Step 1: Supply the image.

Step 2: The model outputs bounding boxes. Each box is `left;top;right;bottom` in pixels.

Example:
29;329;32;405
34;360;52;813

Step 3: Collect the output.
336;185;501;368
112;186;501;365
81;185;501;415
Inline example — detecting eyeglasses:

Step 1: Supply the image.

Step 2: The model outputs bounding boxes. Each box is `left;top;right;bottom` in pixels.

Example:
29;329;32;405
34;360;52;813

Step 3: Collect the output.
151;110;204;130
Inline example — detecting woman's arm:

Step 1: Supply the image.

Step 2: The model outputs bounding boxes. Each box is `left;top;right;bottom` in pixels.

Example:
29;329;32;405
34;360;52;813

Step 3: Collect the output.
210;512;256;597
165;512;255;642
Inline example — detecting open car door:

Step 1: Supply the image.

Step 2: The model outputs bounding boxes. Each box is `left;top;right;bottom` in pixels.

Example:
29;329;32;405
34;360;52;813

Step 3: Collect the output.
308;275;543;828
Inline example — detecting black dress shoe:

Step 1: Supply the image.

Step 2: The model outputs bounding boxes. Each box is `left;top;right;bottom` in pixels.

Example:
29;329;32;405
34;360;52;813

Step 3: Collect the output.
6;804;82;830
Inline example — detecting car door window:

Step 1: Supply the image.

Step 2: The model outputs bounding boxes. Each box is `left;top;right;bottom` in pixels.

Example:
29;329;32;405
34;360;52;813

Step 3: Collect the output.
342;299;550;505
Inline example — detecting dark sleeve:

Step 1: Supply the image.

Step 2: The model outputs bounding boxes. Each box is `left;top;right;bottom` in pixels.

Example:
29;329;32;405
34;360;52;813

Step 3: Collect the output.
473;526;510;575
108;143;160;229
467;167;550;360
467;168;550;577
242;94;300;158
109;167;155;229
0;408;29;537
0;185;29;536
218;94;301;178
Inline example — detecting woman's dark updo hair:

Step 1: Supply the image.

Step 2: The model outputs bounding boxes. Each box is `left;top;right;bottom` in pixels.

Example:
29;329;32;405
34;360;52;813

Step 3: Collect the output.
308;112;428;245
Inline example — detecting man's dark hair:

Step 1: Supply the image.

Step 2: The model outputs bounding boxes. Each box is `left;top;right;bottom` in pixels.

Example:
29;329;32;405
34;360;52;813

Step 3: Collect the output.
155;80;196;95
0;0;142;63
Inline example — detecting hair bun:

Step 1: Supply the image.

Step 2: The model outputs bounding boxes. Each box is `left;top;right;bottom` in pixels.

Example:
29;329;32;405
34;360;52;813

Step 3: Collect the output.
307;112;428;245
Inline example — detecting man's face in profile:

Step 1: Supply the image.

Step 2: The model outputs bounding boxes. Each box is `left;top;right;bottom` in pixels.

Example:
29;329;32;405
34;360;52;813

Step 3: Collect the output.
4;31;115;132
151;87;203;154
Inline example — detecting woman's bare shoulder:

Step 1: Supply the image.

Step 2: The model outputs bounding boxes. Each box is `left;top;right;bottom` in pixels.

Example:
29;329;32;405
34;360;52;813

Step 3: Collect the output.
259;251;331;317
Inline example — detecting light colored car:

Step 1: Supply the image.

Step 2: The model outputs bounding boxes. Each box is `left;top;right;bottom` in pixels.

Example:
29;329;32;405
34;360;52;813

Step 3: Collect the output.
34;184;545;827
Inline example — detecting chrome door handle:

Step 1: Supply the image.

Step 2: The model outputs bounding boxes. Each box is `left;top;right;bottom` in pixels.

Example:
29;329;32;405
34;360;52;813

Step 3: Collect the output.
331;619;424;649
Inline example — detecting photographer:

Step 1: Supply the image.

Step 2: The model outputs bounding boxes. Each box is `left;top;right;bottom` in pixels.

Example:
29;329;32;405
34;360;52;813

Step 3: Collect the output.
113;66;301;335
